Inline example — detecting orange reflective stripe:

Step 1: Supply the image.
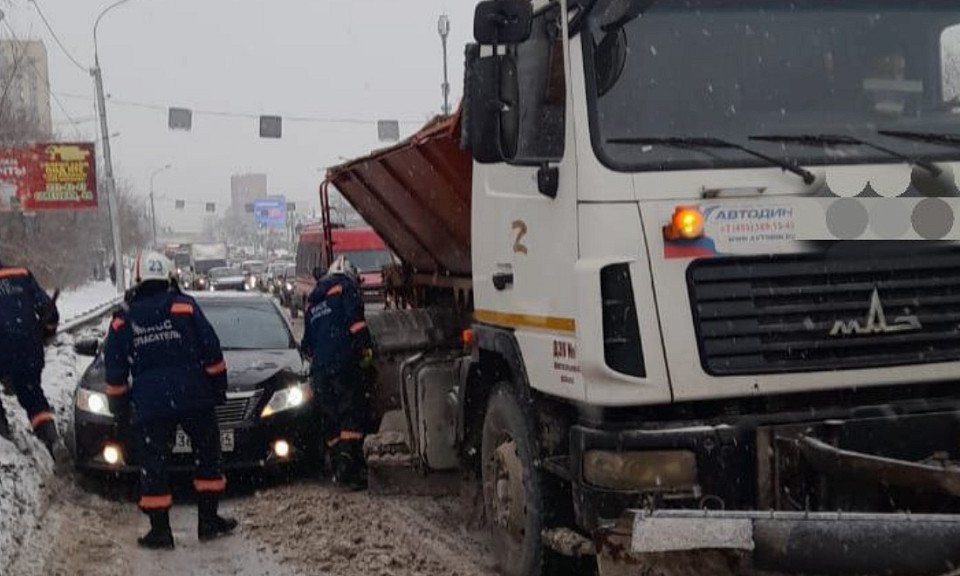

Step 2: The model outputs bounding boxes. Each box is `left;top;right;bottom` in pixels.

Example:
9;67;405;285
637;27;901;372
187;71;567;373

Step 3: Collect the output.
205;360;227;376
106;384;129;397
0;267;28;279
349;321;367;334
340;430;364;441
111;318;125;331
326;284;343;297
170;302;194;315
139;494;173;510
193;477;227;493
30;411;54;430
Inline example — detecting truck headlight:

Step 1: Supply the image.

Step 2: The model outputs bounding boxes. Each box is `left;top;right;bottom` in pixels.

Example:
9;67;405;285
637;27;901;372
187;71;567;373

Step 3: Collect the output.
583;450;698;492
77;388;113;417
261;383;312;418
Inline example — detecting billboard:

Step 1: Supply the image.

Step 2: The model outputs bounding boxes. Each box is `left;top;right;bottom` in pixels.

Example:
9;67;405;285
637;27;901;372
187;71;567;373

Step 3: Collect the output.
253;196;287;229
0;143;97;212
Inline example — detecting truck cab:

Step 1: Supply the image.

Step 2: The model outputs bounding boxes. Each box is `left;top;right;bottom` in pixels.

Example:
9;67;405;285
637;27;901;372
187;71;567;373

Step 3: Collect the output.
332;1;960;574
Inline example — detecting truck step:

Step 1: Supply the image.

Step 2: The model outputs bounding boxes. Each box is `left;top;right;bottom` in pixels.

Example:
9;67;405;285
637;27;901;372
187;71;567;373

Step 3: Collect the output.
363;430;415;469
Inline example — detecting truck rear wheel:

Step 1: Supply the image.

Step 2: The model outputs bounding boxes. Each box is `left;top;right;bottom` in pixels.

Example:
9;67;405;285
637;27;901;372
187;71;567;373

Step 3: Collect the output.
482;383;544;576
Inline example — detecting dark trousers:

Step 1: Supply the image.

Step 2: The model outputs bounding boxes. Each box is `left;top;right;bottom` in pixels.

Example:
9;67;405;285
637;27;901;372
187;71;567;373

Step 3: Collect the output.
0;359;53;430
311;369;369;470
136;407;225;512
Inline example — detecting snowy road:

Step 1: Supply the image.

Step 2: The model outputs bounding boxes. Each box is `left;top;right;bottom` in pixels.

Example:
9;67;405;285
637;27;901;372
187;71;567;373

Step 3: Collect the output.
0;292;498;576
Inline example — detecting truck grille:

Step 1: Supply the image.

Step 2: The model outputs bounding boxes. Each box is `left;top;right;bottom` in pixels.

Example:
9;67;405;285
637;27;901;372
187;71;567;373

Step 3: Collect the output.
687;247;960;375
214;391;261;428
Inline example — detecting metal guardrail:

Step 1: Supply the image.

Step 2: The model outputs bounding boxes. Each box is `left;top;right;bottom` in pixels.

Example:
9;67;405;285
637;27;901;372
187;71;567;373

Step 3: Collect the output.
58;297;123;334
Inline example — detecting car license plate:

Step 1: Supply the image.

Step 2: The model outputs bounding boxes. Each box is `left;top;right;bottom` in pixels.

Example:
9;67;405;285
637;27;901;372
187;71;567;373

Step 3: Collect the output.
173;428;235;453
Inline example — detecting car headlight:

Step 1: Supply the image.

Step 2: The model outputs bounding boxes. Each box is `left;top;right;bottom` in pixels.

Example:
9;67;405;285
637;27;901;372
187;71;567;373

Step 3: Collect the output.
77;388;113;417
285;282;293;291
261;383;312;418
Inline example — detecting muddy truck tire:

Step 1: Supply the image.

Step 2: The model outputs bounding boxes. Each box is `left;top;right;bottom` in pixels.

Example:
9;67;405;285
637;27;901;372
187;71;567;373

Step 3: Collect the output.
481;383;547;576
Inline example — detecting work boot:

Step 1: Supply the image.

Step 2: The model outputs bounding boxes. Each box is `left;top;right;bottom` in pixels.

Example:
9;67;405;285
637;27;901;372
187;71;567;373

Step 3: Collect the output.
138;511;175;550
332;452;367;492
197;495;238;541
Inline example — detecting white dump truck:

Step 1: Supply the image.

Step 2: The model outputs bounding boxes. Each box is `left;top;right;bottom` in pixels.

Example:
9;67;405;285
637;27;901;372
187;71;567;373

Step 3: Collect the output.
326;1;960;574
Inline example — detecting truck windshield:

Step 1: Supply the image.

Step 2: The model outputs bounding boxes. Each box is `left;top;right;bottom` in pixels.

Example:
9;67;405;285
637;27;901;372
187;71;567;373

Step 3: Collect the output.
585;0;960;172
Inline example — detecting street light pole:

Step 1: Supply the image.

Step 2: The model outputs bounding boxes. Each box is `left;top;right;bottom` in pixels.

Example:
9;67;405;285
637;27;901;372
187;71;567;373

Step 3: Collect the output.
92;0;134;293
149;164;172;248
438;14;451;116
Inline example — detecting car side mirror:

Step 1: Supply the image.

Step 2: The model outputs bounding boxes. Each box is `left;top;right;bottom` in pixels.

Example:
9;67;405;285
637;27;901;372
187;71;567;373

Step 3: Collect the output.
474;0;533;45
74;338;100;357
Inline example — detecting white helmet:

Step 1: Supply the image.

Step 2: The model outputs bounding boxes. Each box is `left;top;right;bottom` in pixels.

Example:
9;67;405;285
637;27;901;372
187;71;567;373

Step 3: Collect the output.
327;255;359;283
133;250;174;284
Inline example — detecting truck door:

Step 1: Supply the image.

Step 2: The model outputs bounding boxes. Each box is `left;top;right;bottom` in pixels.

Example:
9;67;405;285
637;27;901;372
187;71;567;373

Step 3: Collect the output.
473;3;585;402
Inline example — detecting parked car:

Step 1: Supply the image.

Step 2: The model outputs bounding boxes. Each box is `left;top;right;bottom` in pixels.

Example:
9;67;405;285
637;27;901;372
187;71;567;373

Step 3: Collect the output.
68;292;317;475
207;266;247;291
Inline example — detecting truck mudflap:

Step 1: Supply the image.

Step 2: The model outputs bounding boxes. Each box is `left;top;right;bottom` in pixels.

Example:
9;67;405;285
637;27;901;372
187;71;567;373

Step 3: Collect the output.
595;510;960;576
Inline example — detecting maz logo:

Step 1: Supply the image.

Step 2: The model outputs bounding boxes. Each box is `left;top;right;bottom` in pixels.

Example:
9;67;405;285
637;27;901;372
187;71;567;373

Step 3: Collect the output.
829;288;922;337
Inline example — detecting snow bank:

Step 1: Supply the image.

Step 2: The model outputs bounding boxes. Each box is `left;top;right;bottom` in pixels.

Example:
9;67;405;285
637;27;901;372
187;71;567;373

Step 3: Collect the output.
0;323;102;570
56;280;120;322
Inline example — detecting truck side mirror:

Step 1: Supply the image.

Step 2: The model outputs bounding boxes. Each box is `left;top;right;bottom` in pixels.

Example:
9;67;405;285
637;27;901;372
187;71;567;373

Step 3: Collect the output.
466;54;520;164
474;0;533;45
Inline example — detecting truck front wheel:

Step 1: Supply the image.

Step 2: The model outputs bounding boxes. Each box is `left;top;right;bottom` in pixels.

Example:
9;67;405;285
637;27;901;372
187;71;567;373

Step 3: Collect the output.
482;383;544;576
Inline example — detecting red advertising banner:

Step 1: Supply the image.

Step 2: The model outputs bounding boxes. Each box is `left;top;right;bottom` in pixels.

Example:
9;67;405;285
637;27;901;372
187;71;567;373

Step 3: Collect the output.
0;143;97;212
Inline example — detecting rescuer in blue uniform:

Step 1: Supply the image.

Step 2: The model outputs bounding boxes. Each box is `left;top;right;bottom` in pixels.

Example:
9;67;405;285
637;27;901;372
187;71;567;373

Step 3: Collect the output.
0;257;62;456
301;256;374;489
104;251;237;549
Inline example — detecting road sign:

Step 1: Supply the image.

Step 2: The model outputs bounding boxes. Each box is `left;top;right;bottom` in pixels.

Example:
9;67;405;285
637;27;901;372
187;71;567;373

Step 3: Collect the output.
253;197;287;229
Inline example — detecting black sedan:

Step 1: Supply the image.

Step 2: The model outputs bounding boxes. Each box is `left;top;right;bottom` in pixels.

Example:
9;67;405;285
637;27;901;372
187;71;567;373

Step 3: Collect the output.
68;292;319;475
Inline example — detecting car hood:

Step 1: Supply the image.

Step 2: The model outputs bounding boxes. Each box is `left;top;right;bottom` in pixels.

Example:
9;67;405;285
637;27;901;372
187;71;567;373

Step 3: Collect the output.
224;349;304;391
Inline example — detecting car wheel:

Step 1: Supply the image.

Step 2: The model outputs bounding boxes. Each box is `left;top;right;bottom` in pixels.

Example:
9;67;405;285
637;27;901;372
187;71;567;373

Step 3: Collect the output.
481;383;545;576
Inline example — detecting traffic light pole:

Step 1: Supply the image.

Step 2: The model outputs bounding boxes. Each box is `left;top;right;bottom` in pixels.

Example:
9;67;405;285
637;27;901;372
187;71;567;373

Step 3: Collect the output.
92;59;125;292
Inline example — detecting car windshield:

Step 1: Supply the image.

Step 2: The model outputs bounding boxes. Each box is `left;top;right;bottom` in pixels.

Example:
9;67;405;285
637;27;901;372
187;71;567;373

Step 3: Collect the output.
209;267;241;279
586;0;960;171
172;254;191;269
340;249;393;273
198;299;292;350
242;262;266;274
283;265;297;278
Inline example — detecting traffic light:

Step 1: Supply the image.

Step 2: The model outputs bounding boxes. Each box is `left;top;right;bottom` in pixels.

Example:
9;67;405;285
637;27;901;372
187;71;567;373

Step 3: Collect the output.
175;200;185;209
169;108;193;131
259;116;282;139
205;202;216;213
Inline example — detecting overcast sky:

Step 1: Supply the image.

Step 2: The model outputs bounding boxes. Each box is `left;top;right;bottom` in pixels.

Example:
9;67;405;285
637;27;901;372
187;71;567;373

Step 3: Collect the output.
3;0;474;233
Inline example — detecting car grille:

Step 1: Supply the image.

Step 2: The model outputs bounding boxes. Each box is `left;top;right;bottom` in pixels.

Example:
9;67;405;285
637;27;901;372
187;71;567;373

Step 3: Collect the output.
214;391;262;428
687;247;960;375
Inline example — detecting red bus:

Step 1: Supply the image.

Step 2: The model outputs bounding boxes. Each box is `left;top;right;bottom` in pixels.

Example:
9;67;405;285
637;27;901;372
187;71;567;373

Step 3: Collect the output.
291;224;393;317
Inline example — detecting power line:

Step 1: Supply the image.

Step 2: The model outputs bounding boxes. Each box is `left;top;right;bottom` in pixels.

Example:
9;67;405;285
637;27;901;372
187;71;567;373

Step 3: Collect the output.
29;0;89;74
1;20;84;139
52;91;425;126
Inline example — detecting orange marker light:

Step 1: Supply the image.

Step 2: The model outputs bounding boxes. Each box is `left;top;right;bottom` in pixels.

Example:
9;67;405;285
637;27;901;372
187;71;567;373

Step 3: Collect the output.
462;329;475;347
665;207;705;240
